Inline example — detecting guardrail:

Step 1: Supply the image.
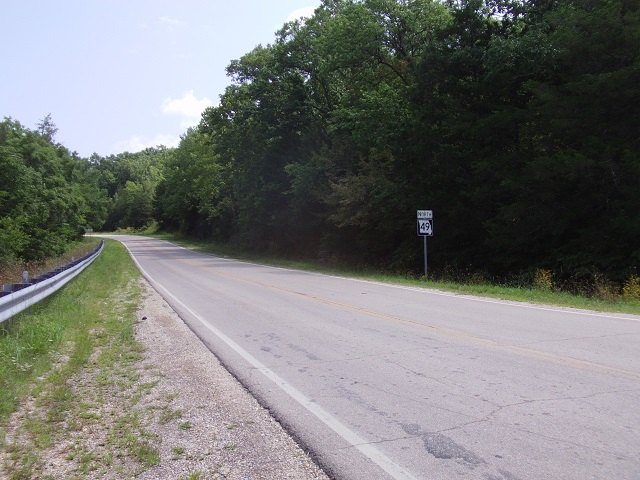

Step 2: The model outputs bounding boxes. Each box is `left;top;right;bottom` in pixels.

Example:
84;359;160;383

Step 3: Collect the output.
0;240;104;324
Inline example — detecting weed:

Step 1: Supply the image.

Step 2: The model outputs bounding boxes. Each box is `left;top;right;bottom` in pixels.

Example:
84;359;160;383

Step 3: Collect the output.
134;441;160;466
0;240;164;479
622;275;640;302
534;269;554;291
172;446;186;460
67;417;83;431
159;406;183;425
592;273;619;302
179;472;205;480
164;392;179;402
78;450;98;474
468;271;489;285
5;449;40;480
179;421;192;430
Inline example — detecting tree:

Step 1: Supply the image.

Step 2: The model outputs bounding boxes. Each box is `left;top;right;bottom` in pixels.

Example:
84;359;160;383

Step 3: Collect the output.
97;148;168;231
36;113;58;144
154;0;639;283
155;128;233;238
0;117;108;261
484;0;640;278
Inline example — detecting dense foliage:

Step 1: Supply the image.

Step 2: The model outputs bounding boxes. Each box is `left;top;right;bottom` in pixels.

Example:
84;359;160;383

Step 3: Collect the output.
0;117;107;262
156;0;639;282
89;148;170;231
0;117;168;264
3;0;638;287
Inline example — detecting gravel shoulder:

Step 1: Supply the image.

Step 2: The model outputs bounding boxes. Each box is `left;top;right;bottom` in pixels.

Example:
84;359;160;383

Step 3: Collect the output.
0;277;329;480
134;279;329;480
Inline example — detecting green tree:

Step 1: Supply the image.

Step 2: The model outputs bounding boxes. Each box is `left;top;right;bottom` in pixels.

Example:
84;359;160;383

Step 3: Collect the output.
199;36;321;252
484;0;640;278
36;113;59;144
155;128;232;238
0;117;107;261
155;0;639;283
97;148;168;231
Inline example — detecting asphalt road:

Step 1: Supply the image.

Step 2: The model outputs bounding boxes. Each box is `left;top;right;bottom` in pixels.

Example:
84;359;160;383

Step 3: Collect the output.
109;236;640;480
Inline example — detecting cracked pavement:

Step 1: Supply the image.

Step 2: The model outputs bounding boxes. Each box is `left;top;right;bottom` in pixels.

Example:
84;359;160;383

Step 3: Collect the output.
107;235;640;480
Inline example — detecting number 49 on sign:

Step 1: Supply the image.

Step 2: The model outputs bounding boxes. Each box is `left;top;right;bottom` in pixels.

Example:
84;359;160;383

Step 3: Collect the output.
416;210;433;278
417;219;433;236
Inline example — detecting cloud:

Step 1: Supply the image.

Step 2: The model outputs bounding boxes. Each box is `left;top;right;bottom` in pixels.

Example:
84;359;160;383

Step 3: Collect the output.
162;90;212;126
112;91;212;154
159;16;185;27
113;134;181;154
286;6;316;22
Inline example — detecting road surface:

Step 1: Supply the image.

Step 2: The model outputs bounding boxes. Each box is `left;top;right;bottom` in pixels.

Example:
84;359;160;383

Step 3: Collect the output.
108;236;640;480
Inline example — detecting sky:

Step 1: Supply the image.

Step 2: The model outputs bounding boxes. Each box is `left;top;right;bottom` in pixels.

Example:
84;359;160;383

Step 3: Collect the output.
0;1;321;158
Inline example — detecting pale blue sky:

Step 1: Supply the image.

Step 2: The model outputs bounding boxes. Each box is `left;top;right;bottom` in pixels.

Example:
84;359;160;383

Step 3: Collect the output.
0;1;320;157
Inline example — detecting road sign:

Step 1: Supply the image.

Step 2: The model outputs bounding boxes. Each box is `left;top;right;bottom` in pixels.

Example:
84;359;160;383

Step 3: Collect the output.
417;209;434;277
417;219;434;236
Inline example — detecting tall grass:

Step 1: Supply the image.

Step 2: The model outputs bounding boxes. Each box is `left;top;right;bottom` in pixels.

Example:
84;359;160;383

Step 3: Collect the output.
0;237;102;286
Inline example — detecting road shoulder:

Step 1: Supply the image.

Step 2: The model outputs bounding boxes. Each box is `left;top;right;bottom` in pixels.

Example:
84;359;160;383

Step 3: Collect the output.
135;279;329;479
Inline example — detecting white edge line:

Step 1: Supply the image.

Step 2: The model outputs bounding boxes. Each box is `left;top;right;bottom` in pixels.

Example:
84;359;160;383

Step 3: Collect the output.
117;238;420;480
102;234;640;323
145;236;640;323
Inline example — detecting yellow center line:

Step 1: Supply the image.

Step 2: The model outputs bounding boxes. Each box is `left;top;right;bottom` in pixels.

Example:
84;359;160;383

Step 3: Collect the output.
145;241;640;382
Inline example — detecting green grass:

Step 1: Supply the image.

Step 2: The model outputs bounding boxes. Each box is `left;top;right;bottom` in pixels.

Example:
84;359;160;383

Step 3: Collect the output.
0;239;161;479
158;406;183;425
147;232;640;316
179;421;192;430
171;446;185;460
179;472;205;480
0;237;102;286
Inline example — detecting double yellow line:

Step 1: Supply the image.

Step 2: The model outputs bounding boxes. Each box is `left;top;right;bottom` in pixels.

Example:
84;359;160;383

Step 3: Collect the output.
148;240;640;382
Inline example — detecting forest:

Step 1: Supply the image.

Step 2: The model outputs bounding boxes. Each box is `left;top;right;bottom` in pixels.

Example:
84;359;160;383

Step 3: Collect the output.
1;0;638;291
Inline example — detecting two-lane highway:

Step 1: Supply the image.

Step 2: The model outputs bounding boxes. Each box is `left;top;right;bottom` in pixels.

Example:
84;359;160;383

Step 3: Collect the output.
109;236;640;480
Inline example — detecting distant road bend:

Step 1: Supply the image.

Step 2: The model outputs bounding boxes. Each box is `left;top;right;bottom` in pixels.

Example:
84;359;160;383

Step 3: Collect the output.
108;235;640;480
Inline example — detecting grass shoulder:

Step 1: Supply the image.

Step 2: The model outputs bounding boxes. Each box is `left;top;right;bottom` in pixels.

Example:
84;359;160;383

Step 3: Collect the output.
0;239;161;479
0;237;102;287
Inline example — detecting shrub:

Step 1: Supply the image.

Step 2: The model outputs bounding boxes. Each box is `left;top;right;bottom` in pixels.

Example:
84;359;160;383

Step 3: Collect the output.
622;276;640;302
534;269;554;291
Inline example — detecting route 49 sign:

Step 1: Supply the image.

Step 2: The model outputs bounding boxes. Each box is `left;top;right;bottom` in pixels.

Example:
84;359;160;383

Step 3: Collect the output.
417;210;433;236
417;218;434;236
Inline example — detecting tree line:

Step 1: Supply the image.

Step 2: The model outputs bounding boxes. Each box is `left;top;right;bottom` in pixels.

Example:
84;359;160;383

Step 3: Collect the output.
0;116;167;263
157;0;639;284
0;116;105;262
2;0;638;288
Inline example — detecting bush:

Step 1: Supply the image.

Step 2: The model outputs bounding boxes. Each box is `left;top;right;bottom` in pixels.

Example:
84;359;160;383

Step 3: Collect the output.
622;276;640;302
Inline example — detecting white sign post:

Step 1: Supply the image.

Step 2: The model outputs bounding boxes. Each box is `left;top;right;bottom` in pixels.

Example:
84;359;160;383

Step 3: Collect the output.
417;210;433;277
